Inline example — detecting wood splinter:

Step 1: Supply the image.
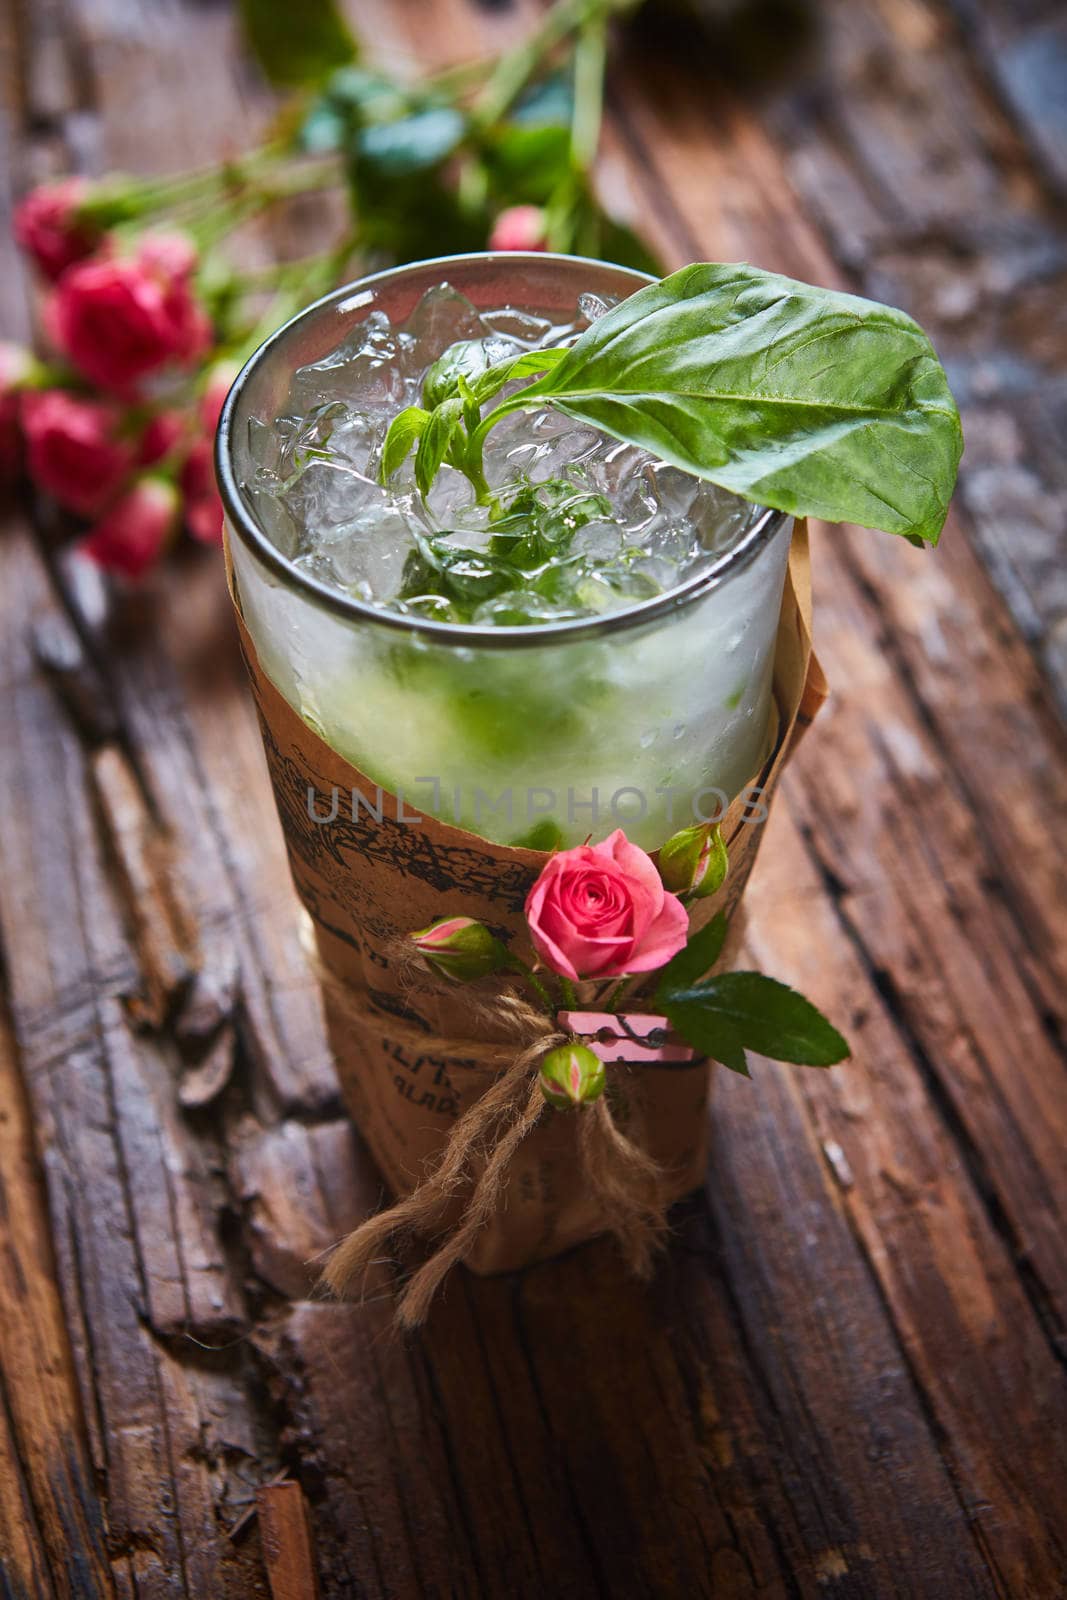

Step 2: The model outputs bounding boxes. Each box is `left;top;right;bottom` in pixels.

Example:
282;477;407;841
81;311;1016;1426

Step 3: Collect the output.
256;1479;321;1600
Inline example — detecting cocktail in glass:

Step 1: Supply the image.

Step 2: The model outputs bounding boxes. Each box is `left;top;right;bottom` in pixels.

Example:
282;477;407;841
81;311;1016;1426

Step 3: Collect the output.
217;253;793;852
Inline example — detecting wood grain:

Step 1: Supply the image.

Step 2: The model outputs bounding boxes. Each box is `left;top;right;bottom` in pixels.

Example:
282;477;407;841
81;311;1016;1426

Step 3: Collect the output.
0;0;1064;1595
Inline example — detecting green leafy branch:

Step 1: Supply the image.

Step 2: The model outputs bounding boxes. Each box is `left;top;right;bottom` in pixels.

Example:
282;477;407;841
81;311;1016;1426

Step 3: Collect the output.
257;0;660;270
66;0;662;379
380;261;963;545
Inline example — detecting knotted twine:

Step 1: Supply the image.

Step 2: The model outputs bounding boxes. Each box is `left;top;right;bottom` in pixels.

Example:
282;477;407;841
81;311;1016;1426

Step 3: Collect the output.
313;945;674;1327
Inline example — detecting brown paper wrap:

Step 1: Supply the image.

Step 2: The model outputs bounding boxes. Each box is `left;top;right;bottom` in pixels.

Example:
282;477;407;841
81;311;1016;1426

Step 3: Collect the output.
226;522;826;1276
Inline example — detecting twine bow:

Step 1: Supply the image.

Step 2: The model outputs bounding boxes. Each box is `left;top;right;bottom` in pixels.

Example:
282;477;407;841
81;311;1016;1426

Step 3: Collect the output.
316;974;672;1328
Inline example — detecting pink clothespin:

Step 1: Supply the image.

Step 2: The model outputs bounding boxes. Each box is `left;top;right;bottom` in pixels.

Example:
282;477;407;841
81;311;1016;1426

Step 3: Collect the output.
557;1010;700;1065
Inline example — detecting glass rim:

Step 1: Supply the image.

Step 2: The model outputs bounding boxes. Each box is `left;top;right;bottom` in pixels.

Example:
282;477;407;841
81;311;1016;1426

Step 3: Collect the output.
215;250;790;651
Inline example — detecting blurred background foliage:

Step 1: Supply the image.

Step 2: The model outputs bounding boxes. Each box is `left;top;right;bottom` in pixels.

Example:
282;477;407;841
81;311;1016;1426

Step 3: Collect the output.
238;0;663;272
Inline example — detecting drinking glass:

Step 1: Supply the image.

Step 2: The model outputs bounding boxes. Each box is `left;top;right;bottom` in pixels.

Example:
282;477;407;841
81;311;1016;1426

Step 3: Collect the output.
217;253;793;852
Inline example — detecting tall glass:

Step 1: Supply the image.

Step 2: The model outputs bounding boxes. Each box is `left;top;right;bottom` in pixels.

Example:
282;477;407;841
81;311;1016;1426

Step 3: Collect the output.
217;254;793;852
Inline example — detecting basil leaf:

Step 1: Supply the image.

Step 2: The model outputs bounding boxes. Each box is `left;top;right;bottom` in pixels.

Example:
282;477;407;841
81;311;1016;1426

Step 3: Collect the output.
465;346;569;409
414;399;464;498
423;340;496;409
513;262;962;544
416;345;569;421
504;347;569;382
655;912;729;1003
664;973;849;1069
379;406;429;481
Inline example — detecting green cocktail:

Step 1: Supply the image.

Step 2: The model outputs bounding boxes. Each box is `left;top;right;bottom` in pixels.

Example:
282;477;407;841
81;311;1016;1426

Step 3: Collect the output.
220;255;794;849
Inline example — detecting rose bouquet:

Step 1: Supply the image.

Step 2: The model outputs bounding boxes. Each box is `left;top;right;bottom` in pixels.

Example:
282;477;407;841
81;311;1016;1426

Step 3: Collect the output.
3;208;231;577
3;0;657;577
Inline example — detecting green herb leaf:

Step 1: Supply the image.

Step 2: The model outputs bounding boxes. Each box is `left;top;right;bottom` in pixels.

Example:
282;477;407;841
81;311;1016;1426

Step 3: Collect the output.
465;345;569;408
414;399;465;498
655;912;729;1002
482;262;962;544
380;349;571;489
238;0;357;87
379;406;430;482
423;340;497;409
663;973;849;1072
504;347;569;381
385;263;962;547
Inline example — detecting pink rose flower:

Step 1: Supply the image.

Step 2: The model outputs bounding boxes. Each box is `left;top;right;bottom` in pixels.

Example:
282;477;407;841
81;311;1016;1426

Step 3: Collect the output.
46;231;211;396
489;204;548;253
179;437;224;544
21;388;135;515
79;475;179;581
137;408;186;467
14;178;99;282
525;828;689;982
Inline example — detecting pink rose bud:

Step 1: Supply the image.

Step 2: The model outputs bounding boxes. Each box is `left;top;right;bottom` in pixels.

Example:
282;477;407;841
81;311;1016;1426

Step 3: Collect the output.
135;231;199;281
179;438;224;545
410;916;510;982
489;205;548;253
658;823;729;899
45;230;211;396
200;359;241;436
538;1042;606;1110
79;475;179;582
0;343;37;488
14;177;100;282
525;828;689;982
21;389;136;516
0;342;37;394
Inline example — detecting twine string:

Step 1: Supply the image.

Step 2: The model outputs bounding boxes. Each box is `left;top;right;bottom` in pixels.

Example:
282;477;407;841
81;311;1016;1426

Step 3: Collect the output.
313;948;677;1327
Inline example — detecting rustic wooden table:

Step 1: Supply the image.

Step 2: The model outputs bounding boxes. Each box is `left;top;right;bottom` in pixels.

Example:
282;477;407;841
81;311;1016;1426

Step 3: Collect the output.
2;1;1066;1596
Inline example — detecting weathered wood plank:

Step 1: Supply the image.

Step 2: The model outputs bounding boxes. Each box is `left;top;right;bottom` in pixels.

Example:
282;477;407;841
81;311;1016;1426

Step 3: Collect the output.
613;53;1067;1591
0;522;278;1599
0;1006;113;1599
946;0;1067;195
1;0;1065;1596
729;0;1067;715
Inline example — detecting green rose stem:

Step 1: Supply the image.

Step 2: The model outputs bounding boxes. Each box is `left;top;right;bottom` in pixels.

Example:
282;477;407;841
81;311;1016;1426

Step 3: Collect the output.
470;0;629;130
570;13;607;172
510;961;556;1012
603;975;637;1012
559;975;579;1009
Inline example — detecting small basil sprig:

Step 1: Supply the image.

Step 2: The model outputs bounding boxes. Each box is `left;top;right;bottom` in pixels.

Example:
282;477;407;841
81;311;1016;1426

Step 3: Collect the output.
654;913;849;1077
381;261;963;545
